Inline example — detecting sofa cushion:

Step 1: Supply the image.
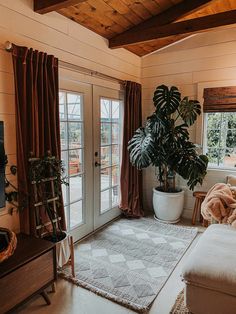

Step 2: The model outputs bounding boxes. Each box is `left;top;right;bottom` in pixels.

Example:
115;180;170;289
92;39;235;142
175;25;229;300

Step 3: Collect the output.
182;224;236;297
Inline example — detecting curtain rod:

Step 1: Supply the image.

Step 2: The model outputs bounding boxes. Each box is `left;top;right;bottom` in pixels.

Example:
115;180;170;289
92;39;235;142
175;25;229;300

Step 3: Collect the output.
4;41;125;85
59;60;124;85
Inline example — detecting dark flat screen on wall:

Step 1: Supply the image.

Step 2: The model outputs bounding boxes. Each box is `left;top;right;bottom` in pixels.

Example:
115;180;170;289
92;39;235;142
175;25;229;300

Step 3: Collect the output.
0;122;5;208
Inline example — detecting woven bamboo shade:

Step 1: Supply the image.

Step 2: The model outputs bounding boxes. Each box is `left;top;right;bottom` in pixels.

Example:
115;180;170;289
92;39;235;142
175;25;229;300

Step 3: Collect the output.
203;86;236;112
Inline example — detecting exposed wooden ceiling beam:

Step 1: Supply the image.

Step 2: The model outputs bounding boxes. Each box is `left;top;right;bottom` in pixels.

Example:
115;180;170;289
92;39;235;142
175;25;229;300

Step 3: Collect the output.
34;0;86;14
110;9;236;48
108;0;213;48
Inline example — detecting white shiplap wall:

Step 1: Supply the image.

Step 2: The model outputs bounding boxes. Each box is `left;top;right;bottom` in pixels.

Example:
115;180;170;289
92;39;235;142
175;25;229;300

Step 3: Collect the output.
141;26;236;218
1;0;236;228
0;0;141;232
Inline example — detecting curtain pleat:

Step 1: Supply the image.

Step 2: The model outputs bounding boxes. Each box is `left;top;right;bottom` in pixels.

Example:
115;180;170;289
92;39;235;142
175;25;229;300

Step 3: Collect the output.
12;44;66;235
119;81;144;218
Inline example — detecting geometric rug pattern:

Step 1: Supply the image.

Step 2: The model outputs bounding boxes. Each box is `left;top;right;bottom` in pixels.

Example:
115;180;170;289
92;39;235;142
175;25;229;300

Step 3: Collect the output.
59;217;197;313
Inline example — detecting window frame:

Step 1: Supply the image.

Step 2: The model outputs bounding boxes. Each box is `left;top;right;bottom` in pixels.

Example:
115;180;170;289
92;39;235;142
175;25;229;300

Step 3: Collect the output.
203;111;236;170
197;80;236;172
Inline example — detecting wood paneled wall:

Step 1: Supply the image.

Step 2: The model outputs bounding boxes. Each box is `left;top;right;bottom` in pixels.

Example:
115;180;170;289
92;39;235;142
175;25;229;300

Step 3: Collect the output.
141;25;236;218
1;0;236;225
0;0;141;232
0;48;18;231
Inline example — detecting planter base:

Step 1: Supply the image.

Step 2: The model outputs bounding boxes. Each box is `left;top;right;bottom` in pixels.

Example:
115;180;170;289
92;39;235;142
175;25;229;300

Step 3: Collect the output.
154;215;180;224
153;188;184;224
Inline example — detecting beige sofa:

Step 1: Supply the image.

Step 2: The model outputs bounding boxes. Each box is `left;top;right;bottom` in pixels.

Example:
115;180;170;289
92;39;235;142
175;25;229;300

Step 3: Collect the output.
182;224;236;314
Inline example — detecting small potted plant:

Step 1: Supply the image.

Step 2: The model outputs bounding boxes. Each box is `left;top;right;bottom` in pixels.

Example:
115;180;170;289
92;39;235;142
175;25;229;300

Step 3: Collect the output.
128;85;208;223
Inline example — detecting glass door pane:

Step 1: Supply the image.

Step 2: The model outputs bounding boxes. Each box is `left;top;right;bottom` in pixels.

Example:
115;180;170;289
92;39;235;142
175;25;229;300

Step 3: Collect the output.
100;98;121;213
60;91;84;229
93;86;123;229
59;75;93;242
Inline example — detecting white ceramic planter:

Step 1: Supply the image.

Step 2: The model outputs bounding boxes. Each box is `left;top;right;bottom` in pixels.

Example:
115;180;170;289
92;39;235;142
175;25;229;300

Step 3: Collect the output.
153;188;185;224
55;231;71;268
44;231;71;268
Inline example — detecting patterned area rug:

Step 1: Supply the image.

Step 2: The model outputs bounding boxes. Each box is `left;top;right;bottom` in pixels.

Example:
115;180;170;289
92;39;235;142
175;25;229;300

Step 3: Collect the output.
170;290;190;313
59;217;197;313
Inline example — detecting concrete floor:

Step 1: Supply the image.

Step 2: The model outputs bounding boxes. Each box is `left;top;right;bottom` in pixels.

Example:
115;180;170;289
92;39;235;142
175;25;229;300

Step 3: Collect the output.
15;220;204;314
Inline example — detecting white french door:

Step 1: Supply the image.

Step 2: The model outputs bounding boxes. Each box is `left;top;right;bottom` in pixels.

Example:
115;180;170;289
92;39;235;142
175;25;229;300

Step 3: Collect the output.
93;86;123;229
59;79;94;241
59;76;123;241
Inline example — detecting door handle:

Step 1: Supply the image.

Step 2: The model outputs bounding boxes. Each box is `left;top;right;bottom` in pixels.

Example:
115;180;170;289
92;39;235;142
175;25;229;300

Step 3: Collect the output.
95;161;101;167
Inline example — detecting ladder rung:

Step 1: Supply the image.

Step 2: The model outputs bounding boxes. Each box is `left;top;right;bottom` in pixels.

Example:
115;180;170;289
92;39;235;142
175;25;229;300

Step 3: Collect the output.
36;217;61;230
31;176;58;184
34;196;59;207
29;156;56;162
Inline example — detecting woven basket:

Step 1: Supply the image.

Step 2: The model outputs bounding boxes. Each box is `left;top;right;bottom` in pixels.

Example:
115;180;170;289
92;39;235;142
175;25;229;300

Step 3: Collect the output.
0;228;17;263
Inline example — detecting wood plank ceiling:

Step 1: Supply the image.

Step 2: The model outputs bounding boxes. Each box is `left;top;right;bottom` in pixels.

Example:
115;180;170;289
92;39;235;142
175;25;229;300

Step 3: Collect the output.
34;0;236;56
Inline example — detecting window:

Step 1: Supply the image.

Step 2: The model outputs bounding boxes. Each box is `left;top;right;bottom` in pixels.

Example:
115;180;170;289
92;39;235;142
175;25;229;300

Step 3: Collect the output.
204;112;236;168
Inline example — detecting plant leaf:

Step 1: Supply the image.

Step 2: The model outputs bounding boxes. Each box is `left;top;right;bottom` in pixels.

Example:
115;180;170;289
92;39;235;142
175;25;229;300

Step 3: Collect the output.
179;97;201;126
128;128;155;169
153;85;181;115
146;112;167;135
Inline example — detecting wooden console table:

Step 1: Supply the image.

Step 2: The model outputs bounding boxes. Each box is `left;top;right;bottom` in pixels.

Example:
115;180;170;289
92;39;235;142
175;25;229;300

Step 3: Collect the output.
0;234;57;313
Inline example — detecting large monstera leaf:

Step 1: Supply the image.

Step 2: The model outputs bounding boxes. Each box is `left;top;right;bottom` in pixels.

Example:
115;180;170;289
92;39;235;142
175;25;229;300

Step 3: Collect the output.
169;143;208;190
128;127;155;169
179;97;201;126
186;155;208;190
168;140;196;174
153;85;181;115
146;112;167;137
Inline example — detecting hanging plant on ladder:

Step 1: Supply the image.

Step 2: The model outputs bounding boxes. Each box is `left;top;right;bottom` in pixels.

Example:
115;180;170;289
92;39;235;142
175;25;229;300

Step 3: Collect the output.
28;152;75;275
28;152;68;242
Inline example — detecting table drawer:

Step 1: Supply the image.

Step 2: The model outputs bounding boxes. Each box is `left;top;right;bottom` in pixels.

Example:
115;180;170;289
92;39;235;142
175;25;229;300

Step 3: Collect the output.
0;250;54;313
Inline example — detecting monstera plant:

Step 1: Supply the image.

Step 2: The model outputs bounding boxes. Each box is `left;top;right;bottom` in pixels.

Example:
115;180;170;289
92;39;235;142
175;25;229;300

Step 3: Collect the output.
128;85;208;223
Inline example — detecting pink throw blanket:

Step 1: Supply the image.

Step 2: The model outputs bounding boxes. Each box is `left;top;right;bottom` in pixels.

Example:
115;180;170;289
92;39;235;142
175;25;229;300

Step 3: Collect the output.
201;183;236;227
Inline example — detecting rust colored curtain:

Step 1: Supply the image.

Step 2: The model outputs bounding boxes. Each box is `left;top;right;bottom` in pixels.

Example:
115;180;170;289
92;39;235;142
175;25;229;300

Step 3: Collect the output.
119;81;143;217
12;44;66;235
